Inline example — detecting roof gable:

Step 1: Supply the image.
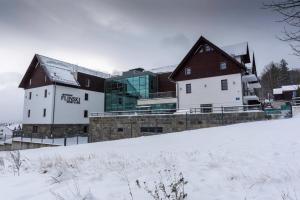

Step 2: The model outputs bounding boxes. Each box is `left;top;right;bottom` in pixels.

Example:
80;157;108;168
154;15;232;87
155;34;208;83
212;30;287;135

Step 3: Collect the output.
169;36;247;81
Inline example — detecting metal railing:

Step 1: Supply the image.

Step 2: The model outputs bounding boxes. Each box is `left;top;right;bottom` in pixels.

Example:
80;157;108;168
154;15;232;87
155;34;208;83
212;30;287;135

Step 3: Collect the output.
140;91;176;100
292;97;300;106
91;104;263;117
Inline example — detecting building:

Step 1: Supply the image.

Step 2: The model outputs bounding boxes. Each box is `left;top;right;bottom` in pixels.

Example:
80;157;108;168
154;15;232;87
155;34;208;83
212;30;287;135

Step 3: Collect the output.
104;66;176;112
169;36;260;111
273;85;300;101
19;54;110;137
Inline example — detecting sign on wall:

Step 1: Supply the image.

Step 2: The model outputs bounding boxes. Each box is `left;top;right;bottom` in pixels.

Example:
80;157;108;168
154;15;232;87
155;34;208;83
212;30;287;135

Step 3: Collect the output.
61;94;81;104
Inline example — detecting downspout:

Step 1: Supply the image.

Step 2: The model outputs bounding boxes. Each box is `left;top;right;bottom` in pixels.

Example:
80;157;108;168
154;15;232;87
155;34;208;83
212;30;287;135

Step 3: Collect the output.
51;81;57;135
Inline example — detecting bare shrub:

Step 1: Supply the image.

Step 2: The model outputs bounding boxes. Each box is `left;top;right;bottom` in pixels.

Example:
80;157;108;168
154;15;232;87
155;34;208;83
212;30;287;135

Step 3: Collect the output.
51;182;94;200
137;169;188;200
8;151;24;176
0;156;5;171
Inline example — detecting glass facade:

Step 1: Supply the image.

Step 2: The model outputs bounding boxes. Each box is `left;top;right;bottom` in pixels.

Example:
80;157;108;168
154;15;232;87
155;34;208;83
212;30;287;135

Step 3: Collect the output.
105;72;158;112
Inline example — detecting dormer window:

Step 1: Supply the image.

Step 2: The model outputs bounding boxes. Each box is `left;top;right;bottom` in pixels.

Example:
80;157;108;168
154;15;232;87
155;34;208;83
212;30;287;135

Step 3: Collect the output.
220;62;227;70
185;67;191;76
86;79;90;87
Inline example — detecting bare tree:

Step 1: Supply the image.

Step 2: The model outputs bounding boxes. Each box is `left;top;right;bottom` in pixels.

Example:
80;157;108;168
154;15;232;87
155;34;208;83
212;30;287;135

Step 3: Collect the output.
9;151;24;176
264;0;300;55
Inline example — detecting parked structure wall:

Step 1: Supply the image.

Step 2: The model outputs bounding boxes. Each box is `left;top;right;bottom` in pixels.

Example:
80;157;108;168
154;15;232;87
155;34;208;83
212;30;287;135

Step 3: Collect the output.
89;112;265;142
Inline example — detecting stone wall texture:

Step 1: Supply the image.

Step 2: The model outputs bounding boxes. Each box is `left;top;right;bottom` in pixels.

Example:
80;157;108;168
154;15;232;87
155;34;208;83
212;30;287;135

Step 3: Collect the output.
22;124;89;138
89;112;266;142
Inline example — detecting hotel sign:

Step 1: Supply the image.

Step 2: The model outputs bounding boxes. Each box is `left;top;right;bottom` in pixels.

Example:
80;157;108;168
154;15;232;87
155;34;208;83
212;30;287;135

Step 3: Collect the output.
61;94;81;104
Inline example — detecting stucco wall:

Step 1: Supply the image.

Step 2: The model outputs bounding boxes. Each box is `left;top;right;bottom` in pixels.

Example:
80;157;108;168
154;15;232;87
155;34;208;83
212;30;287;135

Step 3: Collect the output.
89;112;265;142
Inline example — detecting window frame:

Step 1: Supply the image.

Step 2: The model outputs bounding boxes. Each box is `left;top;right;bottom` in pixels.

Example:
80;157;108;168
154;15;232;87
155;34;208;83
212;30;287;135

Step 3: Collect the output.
44;89;47;98
186;83;192;94
221;79;228;91
84;110;88;118
29;92;32;100
85;93;89;101
185;67;192;76
28;109;31;118
220;62;227;70
86;79;90;87
43;108;46;117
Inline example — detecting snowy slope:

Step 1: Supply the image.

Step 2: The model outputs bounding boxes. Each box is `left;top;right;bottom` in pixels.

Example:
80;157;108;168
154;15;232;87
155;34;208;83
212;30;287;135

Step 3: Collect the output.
1;118;300;200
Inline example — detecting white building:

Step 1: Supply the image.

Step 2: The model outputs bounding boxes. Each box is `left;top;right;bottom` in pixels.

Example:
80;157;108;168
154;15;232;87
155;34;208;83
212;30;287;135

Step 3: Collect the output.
169;36;261;112
19;54;110;137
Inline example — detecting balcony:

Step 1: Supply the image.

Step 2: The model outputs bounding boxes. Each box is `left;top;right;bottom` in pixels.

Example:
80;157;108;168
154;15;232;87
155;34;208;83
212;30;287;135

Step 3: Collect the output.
137;91;177;106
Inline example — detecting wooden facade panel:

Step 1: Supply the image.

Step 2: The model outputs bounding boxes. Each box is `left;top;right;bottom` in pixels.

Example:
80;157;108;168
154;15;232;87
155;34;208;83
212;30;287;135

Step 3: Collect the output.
172;42;242;81
157;72;176;92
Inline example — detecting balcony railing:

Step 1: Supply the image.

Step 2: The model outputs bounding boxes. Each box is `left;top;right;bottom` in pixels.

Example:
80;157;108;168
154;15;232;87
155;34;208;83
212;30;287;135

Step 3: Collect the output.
141;91;176;100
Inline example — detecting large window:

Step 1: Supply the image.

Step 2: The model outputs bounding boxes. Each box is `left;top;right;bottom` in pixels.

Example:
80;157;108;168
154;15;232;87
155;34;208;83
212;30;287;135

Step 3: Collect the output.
221;79;228;90
186;84;192;94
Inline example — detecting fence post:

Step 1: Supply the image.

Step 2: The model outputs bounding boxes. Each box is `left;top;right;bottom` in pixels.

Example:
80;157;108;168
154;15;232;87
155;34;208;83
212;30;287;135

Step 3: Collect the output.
64;136;67;146
221;106;224;125
31;133;33;143
185;112;188;130
77;135;79;145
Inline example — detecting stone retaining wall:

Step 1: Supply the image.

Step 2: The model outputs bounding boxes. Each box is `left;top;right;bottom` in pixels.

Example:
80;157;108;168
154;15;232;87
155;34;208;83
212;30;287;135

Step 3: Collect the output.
22;124;89;138
89;112;265;142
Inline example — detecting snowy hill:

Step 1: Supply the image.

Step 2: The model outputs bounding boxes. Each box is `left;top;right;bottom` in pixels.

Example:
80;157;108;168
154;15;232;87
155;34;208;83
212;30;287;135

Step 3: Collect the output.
1;118;300;199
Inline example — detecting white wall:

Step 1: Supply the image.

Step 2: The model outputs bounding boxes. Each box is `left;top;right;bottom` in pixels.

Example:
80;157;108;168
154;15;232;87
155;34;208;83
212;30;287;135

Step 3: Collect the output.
22;85;105;125
177;73;243;110
53;85;104;124
22;85;54;124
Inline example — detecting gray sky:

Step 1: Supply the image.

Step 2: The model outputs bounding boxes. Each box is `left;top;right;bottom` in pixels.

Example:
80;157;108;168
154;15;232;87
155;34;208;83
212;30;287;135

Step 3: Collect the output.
0;0;299;122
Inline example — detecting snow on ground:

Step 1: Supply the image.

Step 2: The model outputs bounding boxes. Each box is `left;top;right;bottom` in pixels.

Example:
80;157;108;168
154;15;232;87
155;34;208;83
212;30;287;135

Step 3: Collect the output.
1;118;300;200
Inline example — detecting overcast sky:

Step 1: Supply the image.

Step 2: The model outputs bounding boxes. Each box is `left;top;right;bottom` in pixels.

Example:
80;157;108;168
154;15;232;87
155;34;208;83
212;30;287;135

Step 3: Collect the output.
0;0;299;122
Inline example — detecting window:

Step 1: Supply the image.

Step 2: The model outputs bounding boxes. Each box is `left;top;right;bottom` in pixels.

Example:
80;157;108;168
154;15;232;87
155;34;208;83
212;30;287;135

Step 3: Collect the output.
186;84;191;94
117;128;124;132
43;109;46;117
185;67;191;75
29;79;32;86
84;110;88;118
86;79;90;87
140;127;163;133
85;93;89;101
221;79;228;90
201;104;213;113
44;89;47;98
28;110;31;118
45;76;47;83
118;97;123;105
220;62;227;70
29;92;32;100
33;126;38;133
83;126;88;133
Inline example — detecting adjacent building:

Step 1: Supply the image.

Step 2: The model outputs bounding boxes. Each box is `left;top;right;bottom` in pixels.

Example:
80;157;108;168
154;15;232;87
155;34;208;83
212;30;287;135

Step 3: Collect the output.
169;36;260;111
19;36;261;137
19;54;110;137
273;85;300;101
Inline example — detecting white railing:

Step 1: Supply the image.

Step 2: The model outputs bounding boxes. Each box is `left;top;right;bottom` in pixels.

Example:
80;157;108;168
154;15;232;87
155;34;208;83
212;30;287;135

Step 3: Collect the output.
292;97;300;106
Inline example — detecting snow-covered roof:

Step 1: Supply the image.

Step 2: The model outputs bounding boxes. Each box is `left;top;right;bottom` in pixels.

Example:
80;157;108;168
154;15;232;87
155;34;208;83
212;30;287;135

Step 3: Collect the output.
273;85;300;95
149;65;177;74
37;55;110;86
221;42;248;57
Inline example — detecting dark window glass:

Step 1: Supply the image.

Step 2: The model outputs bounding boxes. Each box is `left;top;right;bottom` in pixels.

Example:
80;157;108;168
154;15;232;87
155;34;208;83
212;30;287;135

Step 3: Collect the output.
118;97;123;105
83;126;88;133
29;92;32;100
84;110;88;118
221;79;228;90
117;128;123;132
85;93;89;101
33;126;38;133
43;109;46;117
44;89;47;98
186;84;191;94
28;110;31;118
140;127;163;133
201;104;213;113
